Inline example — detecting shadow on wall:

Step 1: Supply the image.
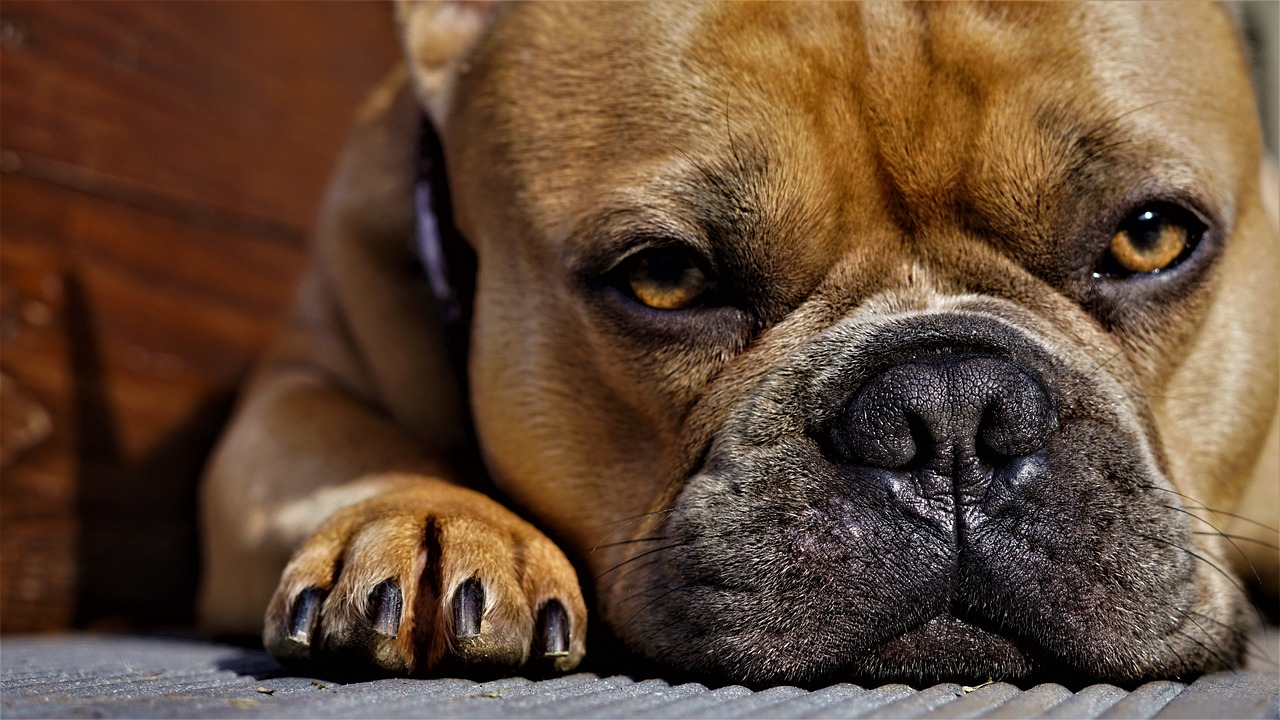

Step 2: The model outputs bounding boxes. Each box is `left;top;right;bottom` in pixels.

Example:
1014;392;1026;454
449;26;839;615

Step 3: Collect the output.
66;270;237;629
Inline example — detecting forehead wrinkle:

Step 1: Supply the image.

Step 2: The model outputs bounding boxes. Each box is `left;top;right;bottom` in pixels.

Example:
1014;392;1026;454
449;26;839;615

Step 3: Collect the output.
679;4;888;317
854;3;1088;237
857;2;974;234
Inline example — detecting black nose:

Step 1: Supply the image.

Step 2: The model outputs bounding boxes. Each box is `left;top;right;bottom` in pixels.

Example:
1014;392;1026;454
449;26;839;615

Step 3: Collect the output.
829;356;1057;496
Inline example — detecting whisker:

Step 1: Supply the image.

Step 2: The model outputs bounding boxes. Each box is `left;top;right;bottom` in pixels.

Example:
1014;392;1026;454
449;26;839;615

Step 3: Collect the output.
595;553;678;596
1149;594;1263;669
1191;531;1279;551
1169;625;1238;674
1136;532;1249;596
1178;605;1264;648
1135;532;1268;629
654;621;709;667
1162;504;1264;587
1143;584;1274;673
1128;392;1196;403
1081;99;1184;143
1083;347;1127;380
616;582;697;637
1187;509;1278;534
586;536;672;553
592;503;699;531
1139;485;1277;533
588;502;701;547
595;542;686;581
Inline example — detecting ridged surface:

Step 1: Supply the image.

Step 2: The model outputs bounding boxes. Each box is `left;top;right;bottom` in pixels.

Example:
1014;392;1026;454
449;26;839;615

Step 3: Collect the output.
1;635;1276;719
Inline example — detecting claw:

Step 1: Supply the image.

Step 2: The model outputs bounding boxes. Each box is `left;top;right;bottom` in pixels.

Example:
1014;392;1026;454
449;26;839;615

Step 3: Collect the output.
453;577;484;638
537;599;570;657
368;579;403;637
288;587;325;645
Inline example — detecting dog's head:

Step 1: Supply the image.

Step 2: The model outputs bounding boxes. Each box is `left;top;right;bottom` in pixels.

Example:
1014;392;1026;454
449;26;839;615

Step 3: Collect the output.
399;1;1278;685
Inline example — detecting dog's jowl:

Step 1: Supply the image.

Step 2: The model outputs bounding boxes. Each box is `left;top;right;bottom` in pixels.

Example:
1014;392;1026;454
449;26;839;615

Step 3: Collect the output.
199;2;1280;686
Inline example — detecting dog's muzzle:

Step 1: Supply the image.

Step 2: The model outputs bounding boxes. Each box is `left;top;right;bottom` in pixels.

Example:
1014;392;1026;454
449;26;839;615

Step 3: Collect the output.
610;312;1203;686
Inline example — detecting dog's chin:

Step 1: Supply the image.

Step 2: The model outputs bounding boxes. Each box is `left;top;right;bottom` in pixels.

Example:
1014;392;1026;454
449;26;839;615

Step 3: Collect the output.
848;615;1034;685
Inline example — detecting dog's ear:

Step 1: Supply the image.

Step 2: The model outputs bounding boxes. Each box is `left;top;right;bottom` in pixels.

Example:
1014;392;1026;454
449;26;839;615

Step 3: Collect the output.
395;1;499;130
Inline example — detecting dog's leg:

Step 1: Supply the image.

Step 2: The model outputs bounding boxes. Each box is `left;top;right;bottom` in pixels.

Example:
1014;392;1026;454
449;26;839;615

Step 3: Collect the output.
198;68;585;675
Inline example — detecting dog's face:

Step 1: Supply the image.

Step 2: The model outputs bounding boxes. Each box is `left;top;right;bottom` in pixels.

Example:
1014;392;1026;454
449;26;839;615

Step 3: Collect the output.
407;2;1278;684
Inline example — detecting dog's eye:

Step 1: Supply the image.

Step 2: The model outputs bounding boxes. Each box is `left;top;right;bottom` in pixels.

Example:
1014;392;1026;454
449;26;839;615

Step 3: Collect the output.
1101;202;1205;276
624;248;713;310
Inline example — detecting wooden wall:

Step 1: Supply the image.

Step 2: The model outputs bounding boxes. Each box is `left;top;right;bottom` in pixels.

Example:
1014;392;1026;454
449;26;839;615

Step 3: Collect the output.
0;2;401;632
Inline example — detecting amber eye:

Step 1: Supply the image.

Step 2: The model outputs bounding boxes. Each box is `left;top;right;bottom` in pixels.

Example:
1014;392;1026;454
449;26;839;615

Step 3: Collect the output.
625;248;712;310
1104;203;1204;276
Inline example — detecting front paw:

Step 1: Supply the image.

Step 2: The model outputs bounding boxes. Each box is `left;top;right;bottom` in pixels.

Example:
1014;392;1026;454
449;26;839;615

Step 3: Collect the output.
262;485;586;677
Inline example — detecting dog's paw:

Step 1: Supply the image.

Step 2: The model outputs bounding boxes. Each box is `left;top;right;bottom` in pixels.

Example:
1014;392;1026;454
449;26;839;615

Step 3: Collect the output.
262;483;586;677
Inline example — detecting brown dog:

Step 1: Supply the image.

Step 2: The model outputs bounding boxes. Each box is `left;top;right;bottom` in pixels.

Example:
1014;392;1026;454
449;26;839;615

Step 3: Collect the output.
199;2;1280;686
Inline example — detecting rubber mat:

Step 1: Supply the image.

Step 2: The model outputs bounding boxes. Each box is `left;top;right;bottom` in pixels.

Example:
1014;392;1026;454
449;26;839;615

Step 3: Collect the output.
2;635;1276;718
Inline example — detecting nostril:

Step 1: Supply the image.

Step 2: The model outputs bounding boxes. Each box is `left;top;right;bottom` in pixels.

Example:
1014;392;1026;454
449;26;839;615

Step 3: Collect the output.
902;413;937;470
829;409;917;469
829;363;946;470
974;424;1029;470
832;410;936;471
827;355;1057;479
975;368;1057;463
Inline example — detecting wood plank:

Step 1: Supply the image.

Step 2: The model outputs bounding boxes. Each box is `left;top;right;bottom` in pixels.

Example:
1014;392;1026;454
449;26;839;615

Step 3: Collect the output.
0;0;403;632
0;0;401;231
3;171;307;444
0;174;310;630
0;235;77;632
1;171;313;630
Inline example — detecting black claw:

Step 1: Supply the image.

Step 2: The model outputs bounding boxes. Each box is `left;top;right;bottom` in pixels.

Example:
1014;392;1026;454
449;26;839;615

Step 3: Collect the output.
453;577;484;638
368;579;403;637
537;599;570;657
288;587;325;644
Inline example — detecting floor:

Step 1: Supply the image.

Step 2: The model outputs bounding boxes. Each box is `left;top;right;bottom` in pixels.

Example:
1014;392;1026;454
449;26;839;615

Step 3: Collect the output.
2;634;1277;719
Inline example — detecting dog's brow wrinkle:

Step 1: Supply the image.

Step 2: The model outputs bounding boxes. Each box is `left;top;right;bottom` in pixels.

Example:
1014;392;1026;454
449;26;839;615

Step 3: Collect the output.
1040;98;1186;183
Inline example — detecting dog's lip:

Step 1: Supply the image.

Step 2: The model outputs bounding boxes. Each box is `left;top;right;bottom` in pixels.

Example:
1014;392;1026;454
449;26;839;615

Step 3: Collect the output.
856;613;1036;682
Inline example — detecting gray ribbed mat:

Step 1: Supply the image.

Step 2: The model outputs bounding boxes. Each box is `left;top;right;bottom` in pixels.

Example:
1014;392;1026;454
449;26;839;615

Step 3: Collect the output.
1;635;1276;719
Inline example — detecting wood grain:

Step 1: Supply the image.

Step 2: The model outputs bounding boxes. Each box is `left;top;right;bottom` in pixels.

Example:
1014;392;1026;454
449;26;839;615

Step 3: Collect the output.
1;1;401;231
0;1;401;632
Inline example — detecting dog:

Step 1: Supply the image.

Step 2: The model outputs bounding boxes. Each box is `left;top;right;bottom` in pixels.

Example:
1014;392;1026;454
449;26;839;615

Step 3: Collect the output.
198;1;1280;686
